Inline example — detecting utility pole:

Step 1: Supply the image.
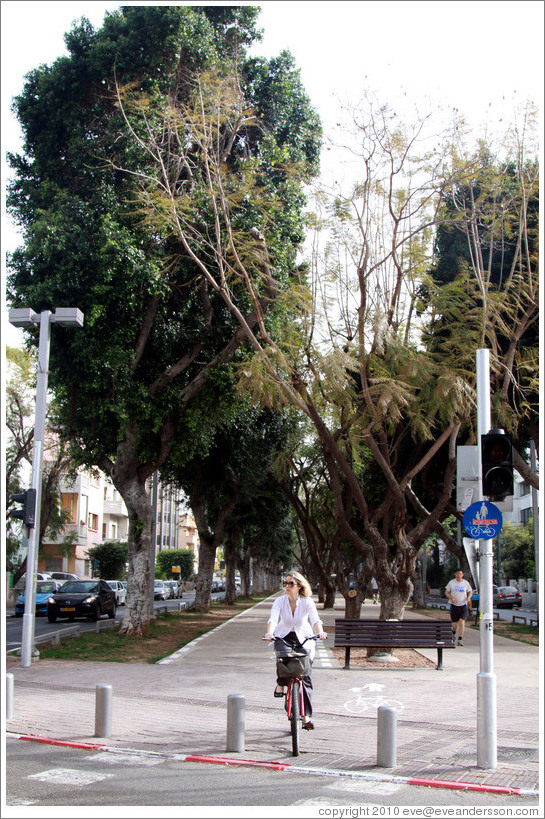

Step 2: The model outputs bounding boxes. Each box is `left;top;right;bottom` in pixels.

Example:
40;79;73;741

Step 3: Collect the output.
150;471;159;616
476;349;497;770
529;440;539;618
9;308;84;667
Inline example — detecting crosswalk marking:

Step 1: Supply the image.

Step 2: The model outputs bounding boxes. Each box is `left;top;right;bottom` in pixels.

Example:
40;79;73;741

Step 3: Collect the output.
28;768;114;786
315;641;335;668
83;752;164;766
326;780;404;794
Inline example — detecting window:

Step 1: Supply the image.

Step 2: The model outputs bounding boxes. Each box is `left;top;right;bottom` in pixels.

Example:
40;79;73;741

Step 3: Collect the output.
88;513;99;532
80;494;88;527
520;508;532;526
519;482;531;497
45;558;63;571
61;493;78;524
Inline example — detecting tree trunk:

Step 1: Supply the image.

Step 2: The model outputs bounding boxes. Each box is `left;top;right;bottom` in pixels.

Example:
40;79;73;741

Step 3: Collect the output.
189;463;239;611
379;581;412;620
224;564;236;605
114;474;153;637
252;561;265;593
194;536;216;611
240;551;251;596
323;585;336;608
411;568;426;608
342;590;364;619
224;533;238;605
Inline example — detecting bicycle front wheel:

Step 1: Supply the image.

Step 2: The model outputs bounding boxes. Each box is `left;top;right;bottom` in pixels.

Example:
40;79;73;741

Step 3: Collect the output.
290;680;301;757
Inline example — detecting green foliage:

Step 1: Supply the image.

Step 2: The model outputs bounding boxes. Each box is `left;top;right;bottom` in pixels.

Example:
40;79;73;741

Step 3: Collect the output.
498;520;536;580
7;5;320;475
422;133;539;453
87;540;128;579
155;549;194;580
6;6;320;631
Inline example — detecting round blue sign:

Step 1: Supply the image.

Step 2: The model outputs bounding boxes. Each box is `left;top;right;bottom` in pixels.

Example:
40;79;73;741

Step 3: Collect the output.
463;500;503;540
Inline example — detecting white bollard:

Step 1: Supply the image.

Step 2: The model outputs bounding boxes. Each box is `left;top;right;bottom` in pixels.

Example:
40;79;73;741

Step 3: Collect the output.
94;684;113;737
226;694;245;752
377;705;397;767
6;673;14;719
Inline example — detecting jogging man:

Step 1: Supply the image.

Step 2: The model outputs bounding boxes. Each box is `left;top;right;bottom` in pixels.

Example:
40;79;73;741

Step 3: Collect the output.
445;568;473;646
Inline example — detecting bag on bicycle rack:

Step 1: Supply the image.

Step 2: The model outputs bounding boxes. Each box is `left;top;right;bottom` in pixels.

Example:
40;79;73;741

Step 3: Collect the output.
276;652;310;679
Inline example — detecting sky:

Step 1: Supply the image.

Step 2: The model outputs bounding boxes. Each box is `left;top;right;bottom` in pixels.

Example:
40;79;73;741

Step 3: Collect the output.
2;0;543;348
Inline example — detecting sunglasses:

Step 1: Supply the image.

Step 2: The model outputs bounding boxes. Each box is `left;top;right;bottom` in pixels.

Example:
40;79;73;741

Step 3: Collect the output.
284;581;298;587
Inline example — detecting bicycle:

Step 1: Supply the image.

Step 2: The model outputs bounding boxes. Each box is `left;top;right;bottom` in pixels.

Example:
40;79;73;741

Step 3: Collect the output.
344;684;404;714
263;634;324;757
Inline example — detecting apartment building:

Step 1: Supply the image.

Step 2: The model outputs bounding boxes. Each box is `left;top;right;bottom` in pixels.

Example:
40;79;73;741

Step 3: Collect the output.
39;468;128;579
40;467;202;578
178;511;200;574
504;473;536;527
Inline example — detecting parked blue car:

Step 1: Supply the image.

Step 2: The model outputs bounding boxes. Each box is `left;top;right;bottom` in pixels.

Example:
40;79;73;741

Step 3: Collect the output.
15;579;64;617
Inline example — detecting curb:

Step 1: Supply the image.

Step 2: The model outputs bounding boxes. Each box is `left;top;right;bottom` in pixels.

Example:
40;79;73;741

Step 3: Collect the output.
7;733;538;798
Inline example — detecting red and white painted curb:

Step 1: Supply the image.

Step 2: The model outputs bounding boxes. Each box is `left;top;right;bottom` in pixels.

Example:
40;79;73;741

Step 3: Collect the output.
7;733;538;798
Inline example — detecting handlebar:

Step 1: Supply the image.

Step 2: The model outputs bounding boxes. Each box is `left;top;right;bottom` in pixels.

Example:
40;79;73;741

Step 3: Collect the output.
302;634;327;644
261;634;327;642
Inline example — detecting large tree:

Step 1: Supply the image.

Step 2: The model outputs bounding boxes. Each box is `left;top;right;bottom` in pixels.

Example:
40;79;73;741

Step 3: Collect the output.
7;6;321;634
227;98;539;619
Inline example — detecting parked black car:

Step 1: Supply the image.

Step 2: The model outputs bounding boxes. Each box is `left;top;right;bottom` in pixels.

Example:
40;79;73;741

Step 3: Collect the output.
47;580;116;622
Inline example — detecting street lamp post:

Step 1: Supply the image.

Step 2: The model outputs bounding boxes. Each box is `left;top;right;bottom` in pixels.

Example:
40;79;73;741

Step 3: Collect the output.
9;307;84;668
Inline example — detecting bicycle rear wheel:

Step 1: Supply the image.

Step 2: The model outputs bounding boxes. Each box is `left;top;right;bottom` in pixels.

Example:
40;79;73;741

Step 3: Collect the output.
290;679;300;756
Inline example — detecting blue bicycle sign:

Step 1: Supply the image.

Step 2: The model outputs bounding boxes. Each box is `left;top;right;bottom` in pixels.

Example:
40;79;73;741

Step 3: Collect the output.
463;500;503;540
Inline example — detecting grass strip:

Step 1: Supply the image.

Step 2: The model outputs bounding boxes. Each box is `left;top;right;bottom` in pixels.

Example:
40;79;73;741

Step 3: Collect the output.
37;595;269;663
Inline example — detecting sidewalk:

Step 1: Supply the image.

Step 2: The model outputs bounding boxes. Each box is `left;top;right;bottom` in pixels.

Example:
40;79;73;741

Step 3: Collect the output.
5;595;541;796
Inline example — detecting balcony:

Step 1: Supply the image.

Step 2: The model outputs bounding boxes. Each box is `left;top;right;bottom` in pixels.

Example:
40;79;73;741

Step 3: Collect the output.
103;498;126;516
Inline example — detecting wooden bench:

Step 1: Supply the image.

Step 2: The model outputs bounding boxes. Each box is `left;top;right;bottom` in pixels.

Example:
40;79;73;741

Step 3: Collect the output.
334;619;455;670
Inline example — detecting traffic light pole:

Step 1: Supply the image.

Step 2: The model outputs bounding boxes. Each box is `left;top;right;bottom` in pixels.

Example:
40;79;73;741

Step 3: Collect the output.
476;348;497;769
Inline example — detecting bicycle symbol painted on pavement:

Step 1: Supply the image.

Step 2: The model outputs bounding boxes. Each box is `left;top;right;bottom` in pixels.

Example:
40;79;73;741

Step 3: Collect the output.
343;682;405;714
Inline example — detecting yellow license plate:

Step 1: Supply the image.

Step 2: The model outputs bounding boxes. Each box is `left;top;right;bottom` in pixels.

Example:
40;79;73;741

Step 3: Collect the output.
61;607;76;612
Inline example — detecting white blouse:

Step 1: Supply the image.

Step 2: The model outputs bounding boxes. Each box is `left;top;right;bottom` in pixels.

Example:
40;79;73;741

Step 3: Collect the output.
267;594;323;656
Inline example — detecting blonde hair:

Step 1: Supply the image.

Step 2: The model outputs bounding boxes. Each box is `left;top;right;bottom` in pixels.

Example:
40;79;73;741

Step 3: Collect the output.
286;570;312;598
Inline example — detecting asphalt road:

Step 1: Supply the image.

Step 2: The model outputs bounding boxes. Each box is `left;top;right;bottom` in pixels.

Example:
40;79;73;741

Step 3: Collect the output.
5;591;226;654
5;738;539;810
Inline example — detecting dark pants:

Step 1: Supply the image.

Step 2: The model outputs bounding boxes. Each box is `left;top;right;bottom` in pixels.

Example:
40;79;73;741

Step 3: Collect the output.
274;631;314;717
450;604;468;623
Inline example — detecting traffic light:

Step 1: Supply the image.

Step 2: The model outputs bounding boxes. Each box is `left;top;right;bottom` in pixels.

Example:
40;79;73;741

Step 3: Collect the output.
9;489;37;527
481;430;513;500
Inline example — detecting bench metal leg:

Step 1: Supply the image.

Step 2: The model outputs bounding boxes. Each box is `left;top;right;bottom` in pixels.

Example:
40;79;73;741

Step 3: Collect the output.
344;646;351;669
437;648;443;670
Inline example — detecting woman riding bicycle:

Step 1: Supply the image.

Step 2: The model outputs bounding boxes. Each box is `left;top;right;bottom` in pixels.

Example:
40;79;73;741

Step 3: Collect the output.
263;570;326;730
